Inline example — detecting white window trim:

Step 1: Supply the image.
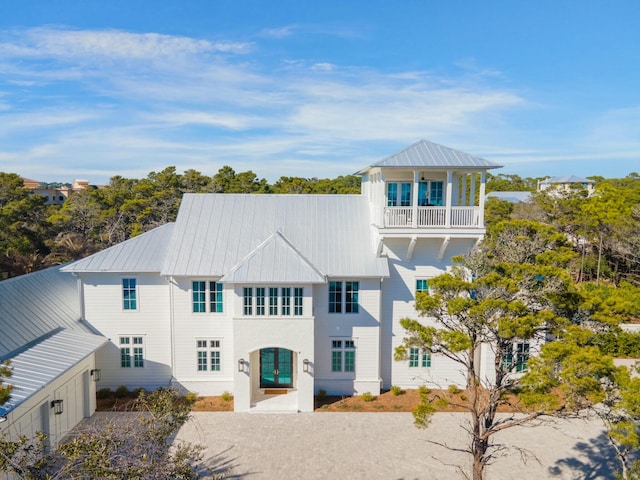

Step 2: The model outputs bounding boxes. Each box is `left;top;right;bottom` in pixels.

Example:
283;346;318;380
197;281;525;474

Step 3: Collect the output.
328;280;360;315
330;337;357;376
196;338;223;374
242;285;305;317
191;280;224;314
119;335;145;369
121;277;139;312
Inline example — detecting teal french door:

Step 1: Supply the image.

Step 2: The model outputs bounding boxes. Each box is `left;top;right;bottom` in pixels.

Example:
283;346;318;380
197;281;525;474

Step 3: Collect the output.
260;348;293;388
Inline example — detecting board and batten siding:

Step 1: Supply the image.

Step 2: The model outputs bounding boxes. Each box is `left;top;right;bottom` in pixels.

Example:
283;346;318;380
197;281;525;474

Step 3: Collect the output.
381;238;475;389
313;279;382;395
81;272;172;390
170;277;235;395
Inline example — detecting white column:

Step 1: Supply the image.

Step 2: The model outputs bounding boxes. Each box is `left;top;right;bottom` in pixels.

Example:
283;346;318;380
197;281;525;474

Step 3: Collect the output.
412;171;419;228
461;174;467;206
470;173;477;207
479;171;487;227
445;170;453;227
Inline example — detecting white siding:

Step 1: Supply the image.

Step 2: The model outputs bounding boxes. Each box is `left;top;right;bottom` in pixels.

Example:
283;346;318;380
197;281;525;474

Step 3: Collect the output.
81;272;172;390
381;237;475;390
313;279;382;395
171;277;235;395
0;356;97;450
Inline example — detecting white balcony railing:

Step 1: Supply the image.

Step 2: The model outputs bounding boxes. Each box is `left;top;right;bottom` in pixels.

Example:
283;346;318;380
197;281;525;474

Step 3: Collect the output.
383;206;480;228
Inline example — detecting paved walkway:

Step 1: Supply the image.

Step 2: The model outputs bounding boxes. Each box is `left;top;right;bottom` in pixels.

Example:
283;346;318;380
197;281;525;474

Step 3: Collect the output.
175;412;618;479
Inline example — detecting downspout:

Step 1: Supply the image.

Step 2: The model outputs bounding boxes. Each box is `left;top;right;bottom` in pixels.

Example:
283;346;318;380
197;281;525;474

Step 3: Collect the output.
378;277;384;391
168;276;177;380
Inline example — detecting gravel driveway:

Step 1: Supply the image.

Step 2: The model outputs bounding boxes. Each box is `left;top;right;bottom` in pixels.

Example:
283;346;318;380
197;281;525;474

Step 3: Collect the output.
174;412;618;479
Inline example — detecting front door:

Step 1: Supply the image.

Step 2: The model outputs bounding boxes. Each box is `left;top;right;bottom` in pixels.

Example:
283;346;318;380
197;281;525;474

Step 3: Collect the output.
260;348;293;388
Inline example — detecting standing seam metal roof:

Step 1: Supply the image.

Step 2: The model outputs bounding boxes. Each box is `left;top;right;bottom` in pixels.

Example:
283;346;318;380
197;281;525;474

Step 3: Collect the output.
0;265;93;359
356;139;502;173
161;194;389;278
60;223;175;273
0;329;107;417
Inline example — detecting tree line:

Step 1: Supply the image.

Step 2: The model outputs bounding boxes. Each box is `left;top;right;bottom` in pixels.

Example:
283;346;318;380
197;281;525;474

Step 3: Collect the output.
0;166;361;278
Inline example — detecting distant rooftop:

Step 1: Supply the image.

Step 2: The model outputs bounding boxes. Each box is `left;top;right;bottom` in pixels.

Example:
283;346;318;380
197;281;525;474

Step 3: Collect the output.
486;191;532;203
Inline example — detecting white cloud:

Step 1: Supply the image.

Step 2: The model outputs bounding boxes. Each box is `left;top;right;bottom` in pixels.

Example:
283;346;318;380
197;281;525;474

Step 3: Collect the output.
0;27;253;62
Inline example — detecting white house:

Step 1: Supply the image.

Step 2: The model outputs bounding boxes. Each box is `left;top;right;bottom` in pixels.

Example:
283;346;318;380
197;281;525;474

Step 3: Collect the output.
55;139;501;412
1;140;501;424
537;175;595;196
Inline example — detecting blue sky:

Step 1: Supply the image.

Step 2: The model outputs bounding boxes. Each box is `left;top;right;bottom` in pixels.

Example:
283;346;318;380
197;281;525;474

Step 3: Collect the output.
0;1;639;184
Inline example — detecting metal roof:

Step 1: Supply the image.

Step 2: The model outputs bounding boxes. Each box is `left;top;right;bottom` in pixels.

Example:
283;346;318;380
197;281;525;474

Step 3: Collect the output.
356;140;502;174
220;231;326;284
0;265;94;359
61;223;175;273
161;194;389;278
539;175;594;185
486;191;533;203
0;329;107;417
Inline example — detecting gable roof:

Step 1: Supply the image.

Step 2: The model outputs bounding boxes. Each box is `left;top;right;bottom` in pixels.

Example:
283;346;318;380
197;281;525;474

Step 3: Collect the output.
161;194;388;278
0;265;94;359
220;231;326;284
356;140;502;174
61;223;175;273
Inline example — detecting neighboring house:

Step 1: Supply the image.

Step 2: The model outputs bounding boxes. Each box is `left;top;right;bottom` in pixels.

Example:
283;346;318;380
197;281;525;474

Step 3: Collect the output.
0;266;106;449
55;139;501;413
537;175;595;196
485;191;532;203
21;177;93;205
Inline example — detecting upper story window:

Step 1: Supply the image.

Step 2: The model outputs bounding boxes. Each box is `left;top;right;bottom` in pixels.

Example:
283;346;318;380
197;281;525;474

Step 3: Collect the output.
418;181;444;206
192;281;223;313
329;281;359;314
243;286;304;316
415;279;429;295
122;278;137;310
387;182;412;206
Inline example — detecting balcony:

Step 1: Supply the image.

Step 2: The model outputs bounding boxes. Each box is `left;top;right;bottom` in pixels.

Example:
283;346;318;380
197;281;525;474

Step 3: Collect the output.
383;206;481;228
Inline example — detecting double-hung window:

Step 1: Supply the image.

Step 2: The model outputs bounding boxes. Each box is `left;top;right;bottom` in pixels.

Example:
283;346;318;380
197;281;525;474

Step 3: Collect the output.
243;287;253;315
122;278;137;310
269;288;279;315
120;336;144;368
329;281;359;314
331;339;356;373
294;287;304;316
192;281;223;313
409;348;431;368
196;339;221;372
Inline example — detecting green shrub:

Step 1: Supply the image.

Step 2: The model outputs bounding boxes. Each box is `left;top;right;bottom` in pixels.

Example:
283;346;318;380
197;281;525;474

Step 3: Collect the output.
184;392;198;403
97;388;112;399
115;385;130;398
361;391;376;402
418;385;431;397
317;389;327;401
221;391;233;402
447;384;461;395
390;385;405;396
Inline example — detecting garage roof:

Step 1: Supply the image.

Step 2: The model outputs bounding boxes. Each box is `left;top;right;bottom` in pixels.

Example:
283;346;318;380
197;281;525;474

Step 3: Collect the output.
0;329;107;417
